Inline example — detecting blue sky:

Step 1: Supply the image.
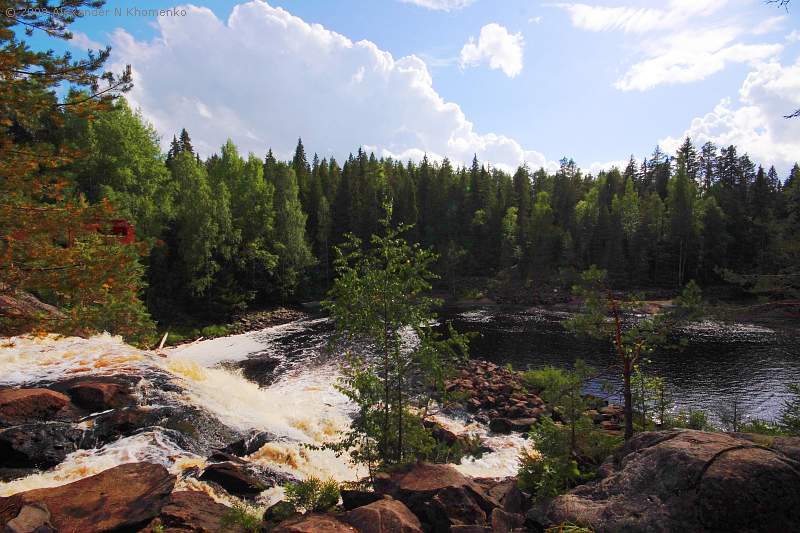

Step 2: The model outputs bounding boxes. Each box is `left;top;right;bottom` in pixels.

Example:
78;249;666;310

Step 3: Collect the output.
30;0;800;173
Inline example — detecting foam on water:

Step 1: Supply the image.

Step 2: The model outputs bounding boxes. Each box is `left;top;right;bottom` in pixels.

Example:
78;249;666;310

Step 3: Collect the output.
0;333;151;386
0;322;521;498
0;430;202;496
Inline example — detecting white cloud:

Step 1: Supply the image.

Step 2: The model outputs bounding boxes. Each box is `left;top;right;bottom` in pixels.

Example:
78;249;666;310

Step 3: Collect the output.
110;2;549;172
459;23;524;78
398;0;475;11
615;27;783;91
751;15;785;36
553;0;723;34
788;30;800;43
68;31;103;50
529;16;542;24
555;0;785;91
660;57;800;172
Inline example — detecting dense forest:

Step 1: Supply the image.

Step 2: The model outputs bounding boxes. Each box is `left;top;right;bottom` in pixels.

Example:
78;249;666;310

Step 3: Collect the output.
4;93;800;339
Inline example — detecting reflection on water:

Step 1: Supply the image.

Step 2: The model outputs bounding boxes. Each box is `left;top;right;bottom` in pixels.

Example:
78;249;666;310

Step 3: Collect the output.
444;306;800;421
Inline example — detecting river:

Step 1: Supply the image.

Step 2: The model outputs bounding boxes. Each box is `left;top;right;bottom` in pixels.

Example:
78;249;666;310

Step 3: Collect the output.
1;306;797;503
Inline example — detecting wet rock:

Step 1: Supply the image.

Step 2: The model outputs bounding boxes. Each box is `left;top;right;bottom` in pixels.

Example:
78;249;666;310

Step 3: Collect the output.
150;490;240;532
272;513;357;532
340;490;383;511
423;420;460;446
0;389;71;427
374;463;500;531
343;497;424;533
264;501;298;524
489;417;536;434
238;356;281;386
4;502;54;533
86;407;166;445
199;462;267;498
0;462;175;532
0;468;37;483
0;422;83;469
222;430;280;456
66;381;134;411
529;430;800;532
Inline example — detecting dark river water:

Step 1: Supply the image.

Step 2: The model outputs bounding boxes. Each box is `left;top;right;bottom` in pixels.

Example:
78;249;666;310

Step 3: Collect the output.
439;306;800;423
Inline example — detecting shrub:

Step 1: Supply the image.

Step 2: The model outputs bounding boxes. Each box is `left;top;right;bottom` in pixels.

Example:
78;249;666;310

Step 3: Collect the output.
670;408;714;431
518;418;580;500
201;324;230;338
521;366;569;393
780;383;800;436
220;501;262;532
284;477;340;513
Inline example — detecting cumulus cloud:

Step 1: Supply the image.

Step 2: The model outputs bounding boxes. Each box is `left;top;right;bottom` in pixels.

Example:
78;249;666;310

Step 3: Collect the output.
398;0;475;11
555;0;784;91
109;1;548;172
459;23;524;78
660;56;800;173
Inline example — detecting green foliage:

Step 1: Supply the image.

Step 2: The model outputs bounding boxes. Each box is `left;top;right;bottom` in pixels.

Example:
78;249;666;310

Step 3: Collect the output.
631;363;672;430
780;383;800;435
322;203;470;473
545;523;595;533
151;524;165;533
670;408;715;431
220;501;263;532
522;366;570;394
518;418;581;500
201;324;230;338
284;477;340;513
738;418;784;436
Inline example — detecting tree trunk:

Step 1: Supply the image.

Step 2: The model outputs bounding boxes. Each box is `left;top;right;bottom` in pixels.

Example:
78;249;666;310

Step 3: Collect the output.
623;360;633;440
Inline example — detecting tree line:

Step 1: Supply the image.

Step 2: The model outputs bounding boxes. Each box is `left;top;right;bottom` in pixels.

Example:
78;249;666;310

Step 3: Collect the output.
66;98;800;325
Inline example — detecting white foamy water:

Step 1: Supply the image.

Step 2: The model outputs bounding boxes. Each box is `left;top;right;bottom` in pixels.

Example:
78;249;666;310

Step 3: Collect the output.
0;323;521;500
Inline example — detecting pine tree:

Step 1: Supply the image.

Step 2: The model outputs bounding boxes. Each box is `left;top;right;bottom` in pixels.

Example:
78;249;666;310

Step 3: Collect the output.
273;162;315;298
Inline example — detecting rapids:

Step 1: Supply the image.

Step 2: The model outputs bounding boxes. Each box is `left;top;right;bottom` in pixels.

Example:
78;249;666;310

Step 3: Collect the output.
0;319;526;504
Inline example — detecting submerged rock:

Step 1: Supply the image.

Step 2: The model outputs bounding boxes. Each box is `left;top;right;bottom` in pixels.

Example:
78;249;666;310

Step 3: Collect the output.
343;497;424;533
529;429;800;532
0;462;175;532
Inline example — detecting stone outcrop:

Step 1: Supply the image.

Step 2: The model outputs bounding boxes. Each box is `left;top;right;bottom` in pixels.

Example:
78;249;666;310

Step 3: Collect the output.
0;389;72;427
0;462;175;532
374;462;513;531
342;498;424;533
198;461;266;497
529;429;800;532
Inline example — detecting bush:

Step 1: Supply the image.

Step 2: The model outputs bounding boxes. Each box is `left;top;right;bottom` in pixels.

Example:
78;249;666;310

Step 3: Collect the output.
780;383;800;436
220;501;262;532
669;408;714;431
517;418;580;500
201;324;230;338
738;418;784;436
284;477;340;513
521;366;569;394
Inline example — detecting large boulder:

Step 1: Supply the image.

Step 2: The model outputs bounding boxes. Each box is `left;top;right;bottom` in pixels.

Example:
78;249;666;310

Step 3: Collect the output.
0;389;71;427
374;462;501;531
272;513;357;532
66;381;134;412
0;462;175;532
0;422;83;469
343;498;424;533
199;461;267;497
529;430;800;532
148;490;242;532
